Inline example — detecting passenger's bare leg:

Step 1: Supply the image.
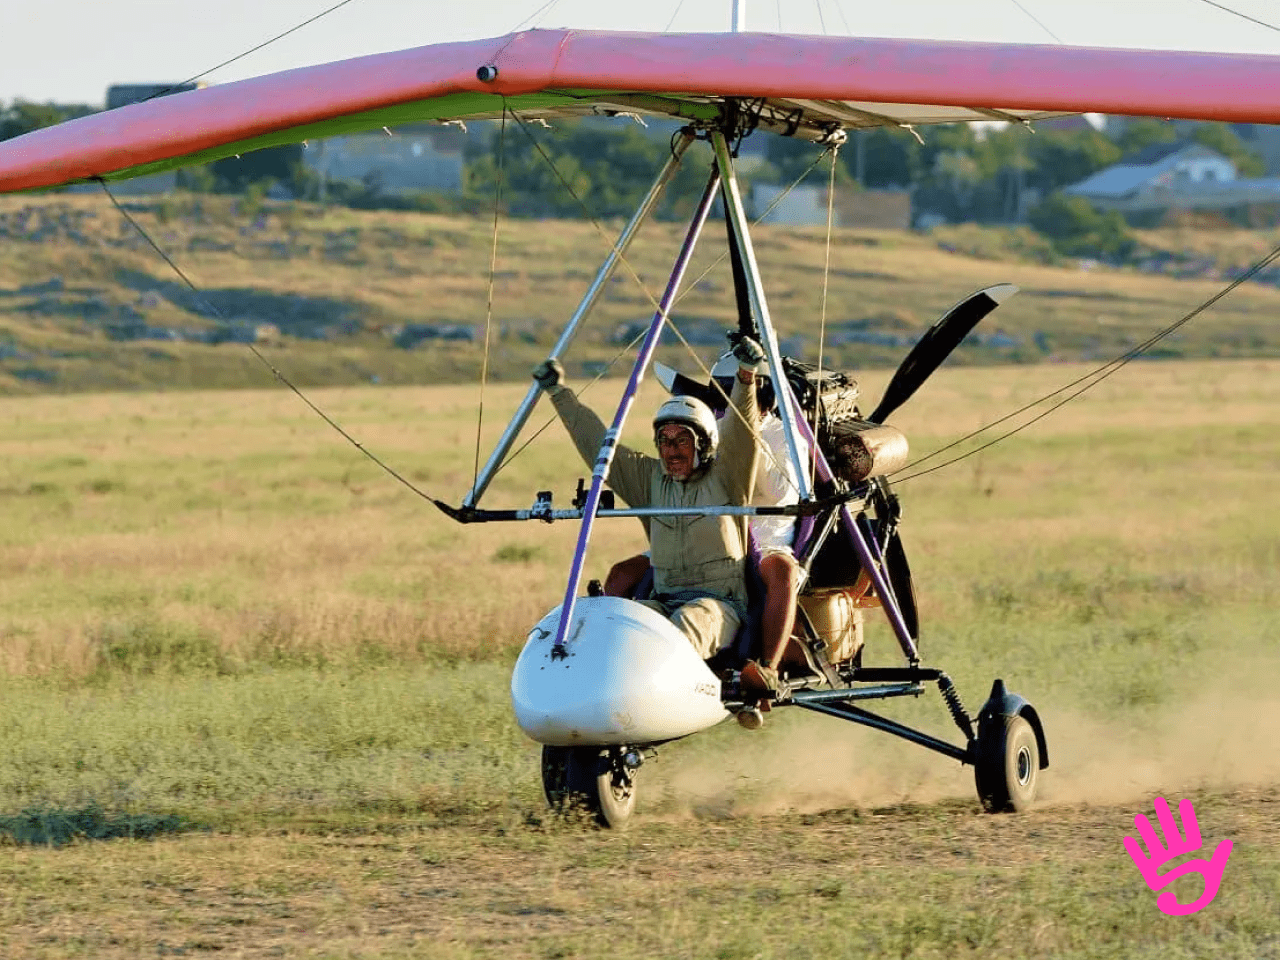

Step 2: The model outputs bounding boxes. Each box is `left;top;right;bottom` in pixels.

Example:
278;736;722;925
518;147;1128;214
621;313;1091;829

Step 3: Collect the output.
605;553;651;598
758;552;799;673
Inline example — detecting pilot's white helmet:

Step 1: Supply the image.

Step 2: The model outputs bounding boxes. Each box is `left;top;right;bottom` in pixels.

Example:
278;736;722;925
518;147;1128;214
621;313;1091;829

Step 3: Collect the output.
653;395;719;465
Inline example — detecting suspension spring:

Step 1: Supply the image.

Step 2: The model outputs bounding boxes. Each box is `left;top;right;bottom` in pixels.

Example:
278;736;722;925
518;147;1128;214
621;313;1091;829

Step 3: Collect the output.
937;673;975;742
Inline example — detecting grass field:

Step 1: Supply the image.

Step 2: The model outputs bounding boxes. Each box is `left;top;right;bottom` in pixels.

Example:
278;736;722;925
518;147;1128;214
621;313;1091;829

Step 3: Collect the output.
1;358;1278;958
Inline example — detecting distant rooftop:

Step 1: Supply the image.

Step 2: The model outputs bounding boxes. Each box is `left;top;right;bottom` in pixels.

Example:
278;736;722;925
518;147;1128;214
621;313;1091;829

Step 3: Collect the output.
106;83;205;111
1117;141;1190;167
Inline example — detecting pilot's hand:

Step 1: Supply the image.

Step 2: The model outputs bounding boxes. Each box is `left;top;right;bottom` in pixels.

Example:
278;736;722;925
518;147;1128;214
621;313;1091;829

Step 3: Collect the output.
729;332;765;371
532;358;565;391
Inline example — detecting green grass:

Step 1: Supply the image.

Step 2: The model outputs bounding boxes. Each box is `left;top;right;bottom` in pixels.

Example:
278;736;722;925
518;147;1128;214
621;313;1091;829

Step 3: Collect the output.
0;664;536;828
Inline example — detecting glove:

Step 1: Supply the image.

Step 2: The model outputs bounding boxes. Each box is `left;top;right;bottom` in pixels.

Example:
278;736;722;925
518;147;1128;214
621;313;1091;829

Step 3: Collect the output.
532;358;565;392
728;332;765;371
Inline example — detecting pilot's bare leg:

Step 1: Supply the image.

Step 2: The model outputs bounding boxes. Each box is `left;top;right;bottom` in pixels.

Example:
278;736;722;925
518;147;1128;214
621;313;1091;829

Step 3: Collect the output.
743;551;799;695
605;553;650;598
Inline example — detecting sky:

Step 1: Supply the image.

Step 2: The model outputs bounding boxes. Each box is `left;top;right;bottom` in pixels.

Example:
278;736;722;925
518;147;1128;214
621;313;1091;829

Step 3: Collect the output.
3;0;1279;106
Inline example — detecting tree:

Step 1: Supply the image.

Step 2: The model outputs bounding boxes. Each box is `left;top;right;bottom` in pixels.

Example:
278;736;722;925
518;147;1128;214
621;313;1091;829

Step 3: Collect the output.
764;135;846;185
1189;123;1265;177
844;127;922;188
465;119;711;220
1023;128;1123;193
1114;118;1178;156
466;128;593;218
0;100;97;142
210;144;306;194
1027;193;1136;260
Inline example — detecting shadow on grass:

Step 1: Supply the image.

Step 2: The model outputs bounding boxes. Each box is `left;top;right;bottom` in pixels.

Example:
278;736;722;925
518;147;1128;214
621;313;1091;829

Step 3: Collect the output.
112;267;364;338
0;804;193;847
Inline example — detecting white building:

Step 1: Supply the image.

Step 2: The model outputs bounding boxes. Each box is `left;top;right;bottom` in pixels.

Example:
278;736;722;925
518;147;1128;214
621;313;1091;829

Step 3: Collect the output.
749;183;911;229
1063;142;1280;213
303;124;466;195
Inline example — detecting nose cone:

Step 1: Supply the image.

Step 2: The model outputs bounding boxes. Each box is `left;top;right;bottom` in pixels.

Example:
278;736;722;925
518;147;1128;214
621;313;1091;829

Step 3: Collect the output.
511;596;729;746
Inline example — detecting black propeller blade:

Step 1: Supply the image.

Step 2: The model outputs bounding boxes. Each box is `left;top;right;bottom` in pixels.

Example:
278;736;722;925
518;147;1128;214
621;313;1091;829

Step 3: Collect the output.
867;283;1018;424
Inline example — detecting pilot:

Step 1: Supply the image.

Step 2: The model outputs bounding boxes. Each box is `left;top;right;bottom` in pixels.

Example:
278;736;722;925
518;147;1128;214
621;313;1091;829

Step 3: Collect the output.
531;334;763;663
603;352;808;699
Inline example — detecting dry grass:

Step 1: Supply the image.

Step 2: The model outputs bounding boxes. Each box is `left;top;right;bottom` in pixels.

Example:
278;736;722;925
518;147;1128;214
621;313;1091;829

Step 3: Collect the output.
0;358;1277;957
3;194;1280;395
0;358;1274;684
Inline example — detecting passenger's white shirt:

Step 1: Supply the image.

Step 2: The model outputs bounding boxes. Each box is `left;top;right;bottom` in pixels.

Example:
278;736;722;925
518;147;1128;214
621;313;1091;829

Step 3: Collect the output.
751;414;808;554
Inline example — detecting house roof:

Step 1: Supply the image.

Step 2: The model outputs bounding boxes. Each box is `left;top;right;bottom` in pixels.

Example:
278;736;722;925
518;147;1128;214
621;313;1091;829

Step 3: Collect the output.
1120;141;1192;166
1064;141;1230;199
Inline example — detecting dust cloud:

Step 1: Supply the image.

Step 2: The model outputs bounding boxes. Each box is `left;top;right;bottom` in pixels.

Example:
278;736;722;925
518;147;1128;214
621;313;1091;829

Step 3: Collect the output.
645;673;1280;818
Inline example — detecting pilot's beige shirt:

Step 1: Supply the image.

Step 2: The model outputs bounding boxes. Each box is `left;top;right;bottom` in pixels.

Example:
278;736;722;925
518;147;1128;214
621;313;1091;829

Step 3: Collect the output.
547;375;759;658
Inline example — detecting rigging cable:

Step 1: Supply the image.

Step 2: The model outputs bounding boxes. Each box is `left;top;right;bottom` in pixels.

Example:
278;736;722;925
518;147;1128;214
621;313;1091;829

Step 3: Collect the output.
811;142;840;487
894;238;1280;483
665;0;688;32
832;0;853;36
493;126;839;495
141;0;361;104
474;110;507;490
1193;0;1280;33
509;0;564;32
1006;0;1065;44
97;180;447;511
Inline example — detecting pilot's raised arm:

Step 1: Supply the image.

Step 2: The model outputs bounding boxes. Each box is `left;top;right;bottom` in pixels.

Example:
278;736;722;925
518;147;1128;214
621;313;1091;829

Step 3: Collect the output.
713;352;762;508
531;359;653;509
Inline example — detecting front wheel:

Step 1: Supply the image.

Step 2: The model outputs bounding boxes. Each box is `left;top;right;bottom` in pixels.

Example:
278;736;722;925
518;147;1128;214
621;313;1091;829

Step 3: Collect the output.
541;745;638;829
974;714;1040;813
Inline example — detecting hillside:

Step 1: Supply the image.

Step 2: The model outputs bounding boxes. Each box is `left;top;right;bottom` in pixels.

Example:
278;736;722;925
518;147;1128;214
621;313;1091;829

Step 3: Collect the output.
2;192;1280;394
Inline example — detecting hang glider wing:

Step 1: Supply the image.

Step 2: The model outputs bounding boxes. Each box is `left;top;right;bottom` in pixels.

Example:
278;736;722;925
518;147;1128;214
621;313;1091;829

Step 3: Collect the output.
4;29;1280;193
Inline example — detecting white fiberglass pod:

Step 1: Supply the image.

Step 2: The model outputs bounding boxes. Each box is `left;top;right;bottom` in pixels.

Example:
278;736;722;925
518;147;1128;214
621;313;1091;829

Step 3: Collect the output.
511;596;730;746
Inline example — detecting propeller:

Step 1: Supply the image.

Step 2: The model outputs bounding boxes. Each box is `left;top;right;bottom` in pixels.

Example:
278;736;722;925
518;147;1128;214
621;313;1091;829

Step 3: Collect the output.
866;283;1018;425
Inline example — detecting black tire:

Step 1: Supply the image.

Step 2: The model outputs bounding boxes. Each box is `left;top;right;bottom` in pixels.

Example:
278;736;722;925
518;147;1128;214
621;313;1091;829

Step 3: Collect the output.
541;745;637;829
974;714;1040;813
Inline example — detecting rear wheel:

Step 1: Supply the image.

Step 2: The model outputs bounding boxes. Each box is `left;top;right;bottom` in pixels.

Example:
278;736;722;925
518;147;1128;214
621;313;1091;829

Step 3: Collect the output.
974;714;1039;813
541;745;637;829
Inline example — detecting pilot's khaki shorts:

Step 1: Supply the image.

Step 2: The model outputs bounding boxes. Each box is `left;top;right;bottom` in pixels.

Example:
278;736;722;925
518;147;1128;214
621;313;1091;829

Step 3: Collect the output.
639;596;741;660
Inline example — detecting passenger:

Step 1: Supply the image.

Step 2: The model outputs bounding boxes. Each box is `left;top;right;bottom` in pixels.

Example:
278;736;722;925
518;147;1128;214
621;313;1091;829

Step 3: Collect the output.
604;352;808;698
531;335;763;663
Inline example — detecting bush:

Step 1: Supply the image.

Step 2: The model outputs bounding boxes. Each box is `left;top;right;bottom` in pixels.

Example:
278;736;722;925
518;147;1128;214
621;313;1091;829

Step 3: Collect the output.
1027;193;1137;261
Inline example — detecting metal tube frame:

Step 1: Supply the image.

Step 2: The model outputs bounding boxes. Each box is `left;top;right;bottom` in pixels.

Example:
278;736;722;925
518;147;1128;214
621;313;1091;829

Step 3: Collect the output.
462;504;840;523
790;683;924;705
780;385;921;661
550;170;723;658
710;130;814;504
462;131;695;510
715;124;920;661
791;697;973;765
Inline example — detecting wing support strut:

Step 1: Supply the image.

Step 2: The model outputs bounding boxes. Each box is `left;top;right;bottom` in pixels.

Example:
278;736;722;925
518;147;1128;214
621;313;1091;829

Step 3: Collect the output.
549;168;723;660
710;121;921;661
710;129;813;502
461;129;695;510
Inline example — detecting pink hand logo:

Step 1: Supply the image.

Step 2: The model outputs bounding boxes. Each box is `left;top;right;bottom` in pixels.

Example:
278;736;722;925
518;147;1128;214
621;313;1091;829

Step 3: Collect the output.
1123;797;1232;916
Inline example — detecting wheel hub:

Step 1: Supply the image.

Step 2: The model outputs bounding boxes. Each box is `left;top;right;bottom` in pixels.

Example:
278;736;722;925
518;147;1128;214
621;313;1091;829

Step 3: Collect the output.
1015;745;1032;786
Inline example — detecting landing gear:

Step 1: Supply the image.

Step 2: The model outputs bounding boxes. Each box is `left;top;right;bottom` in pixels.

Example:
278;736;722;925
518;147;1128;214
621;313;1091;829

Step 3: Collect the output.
974;713;1041;813
541;745;639;829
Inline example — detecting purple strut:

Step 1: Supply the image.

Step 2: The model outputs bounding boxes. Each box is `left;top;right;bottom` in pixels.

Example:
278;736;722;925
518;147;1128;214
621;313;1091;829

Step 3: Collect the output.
550;171;723;658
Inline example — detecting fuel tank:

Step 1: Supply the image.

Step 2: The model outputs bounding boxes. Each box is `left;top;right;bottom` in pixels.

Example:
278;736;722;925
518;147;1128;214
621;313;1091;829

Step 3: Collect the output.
511;596;730;746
